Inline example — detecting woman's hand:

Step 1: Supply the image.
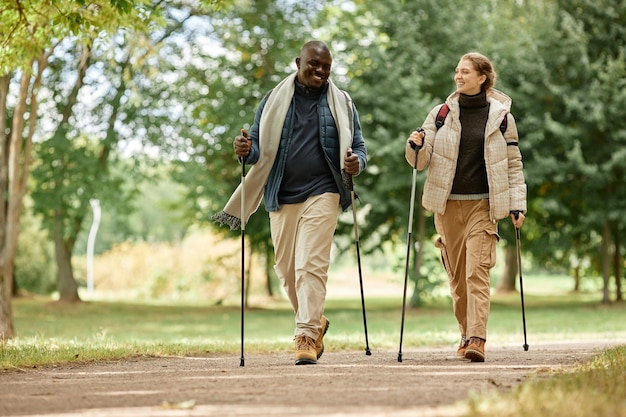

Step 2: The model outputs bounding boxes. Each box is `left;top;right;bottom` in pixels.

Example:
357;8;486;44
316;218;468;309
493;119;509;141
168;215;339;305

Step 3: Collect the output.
511;211;525;228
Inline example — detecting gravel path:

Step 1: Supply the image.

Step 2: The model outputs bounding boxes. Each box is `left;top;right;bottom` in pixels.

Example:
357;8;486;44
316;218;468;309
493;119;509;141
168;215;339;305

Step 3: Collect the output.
1;341;618;417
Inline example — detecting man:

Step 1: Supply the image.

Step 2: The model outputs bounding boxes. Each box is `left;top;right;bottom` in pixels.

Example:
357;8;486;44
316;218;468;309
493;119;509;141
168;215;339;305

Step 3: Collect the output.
212;41;367;365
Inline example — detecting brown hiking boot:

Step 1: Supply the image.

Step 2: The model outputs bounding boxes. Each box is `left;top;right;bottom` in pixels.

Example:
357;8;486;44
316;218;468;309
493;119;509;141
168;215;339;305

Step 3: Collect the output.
294;334;317;365
315;316;330;359
464;337;486;362
456;335;469;358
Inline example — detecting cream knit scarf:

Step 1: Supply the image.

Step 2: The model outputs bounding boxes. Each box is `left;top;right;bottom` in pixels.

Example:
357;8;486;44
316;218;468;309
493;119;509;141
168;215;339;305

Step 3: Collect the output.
212;72;354;230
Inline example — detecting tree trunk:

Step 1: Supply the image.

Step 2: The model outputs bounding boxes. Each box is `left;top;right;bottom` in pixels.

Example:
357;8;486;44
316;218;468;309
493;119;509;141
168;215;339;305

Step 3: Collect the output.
0;262;15;340
601;221;611;305
0;73;12;340
0;74;11;340
497;244;518;293
53;226;80;302
1;60;43;338
573;266;581;291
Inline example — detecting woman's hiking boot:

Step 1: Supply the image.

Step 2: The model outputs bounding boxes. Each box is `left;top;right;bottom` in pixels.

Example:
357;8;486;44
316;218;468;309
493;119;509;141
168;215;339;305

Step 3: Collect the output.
464;337;486;362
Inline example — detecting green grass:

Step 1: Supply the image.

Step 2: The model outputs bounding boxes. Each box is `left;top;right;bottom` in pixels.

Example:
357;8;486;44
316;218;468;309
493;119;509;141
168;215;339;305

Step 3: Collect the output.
465;344;626;417
3;274;625;369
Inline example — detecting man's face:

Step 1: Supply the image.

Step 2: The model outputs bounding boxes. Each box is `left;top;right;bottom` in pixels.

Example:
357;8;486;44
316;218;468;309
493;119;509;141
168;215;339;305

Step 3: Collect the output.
296;44;332;88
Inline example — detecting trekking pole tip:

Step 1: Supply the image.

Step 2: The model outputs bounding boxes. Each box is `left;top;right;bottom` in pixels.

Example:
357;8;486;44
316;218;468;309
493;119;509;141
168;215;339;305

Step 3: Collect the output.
523;344;529;351
365;347;372;356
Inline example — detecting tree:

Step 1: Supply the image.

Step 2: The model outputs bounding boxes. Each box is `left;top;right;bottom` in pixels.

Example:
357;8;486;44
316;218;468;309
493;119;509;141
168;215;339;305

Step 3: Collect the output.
21;1;234;306
522;0;626;303
1;0;232;338
28;3;207;302
0;0;151;340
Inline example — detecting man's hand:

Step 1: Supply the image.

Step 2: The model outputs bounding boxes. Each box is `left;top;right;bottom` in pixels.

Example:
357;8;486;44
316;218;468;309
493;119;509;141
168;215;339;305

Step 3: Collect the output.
344;148;360;175
234;129;251;157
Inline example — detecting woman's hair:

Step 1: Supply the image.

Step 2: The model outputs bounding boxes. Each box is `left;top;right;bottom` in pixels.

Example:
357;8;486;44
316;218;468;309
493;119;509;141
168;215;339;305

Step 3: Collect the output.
461;52;497;92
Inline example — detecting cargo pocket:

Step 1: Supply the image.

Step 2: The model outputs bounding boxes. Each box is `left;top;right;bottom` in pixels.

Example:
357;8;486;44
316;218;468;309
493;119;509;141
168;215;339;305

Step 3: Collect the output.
478;231;500;270
434;236;453;279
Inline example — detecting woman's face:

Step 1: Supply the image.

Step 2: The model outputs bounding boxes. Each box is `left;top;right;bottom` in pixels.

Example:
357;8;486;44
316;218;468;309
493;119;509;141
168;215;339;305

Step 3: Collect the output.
454;59;486;95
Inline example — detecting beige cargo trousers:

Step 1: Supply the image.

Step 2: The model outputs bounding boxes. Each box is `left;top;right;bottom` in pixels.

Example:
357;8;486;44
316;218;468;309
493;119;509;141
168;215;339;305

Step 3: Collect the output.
269;193;340;340
434;199;499;341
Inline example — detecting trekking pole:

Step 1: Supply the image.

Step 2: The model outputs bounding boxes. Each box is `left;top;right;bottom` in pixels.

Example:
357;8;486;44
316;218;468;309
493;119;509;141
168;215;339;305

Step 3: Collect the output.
513;211;529;351
398;130;423;363
239;131;250;367
347;151;371;356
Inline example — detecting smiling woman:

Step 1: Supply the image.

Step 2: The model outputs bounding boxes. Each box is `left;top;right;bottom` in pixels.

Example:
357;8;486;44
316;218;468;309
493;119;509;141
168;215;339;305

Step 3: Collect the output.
405;51;527;363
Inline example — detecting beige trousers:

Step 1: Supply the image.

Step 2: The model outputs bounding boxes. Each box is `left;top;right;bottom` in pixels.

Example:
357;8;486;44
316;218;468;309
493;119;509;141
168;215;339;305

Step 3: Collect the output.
269;193;340;340
434;199;499;340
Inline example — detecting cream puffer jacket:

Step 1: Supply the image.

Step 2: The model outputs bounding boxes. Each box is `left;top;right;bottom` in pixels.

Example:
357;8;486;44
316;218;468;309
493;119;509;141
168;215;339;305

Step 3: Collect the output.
405;89;527;222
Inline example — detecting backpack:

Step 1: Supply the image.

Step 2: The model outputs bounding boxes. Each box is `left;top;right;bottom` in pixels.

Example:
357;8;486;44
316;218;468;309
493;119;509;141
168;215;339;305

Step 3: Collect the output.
435;103;508;134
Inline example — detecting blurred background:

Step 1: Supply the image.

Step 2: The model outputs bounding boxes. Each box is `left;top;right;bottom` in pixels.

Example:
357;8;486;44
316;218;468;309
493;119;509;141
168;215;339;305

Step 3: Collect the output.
2;0;625;333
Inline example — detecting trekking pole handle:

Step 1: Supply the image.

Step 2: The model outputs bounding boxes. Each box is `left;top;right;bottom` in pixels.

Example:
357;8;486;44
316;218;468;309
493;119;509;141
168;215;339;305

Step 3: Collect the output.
408;128;425;151
345;149;355;191
237;129;251;163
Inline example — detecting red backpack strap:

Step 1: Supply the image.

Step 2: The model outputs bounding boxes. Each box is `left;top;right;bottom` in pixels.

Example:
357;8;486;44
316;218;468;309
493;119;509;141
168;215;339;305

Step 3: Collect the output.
499;113;508;134
435;104;449;130
438;104;508;136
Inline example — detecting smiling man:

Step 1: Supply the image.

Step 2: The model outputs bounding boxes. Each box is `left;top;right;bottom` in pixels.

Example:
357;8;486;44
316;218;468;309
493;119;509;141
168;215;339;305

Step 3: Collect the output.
213;41;367;365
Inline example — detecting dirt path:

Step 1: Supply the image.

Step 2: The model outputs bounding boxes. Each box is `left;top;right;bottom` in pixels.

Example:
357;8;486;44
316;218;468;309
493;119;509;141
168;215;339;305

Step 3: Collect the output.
0;341;617;417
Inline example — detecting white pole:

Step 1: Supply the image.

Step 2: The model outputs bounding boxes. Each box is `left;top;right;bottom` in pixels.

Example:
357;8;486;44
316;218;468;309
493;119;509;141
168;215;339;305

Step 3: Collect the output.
87;199;101;298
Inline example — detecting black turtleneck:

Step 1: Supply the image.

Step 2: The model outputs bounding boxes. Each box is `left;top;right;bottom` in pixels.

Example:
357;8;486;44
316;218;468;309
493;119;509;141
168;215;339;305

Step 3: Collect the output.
278;79;337;204
451;91;490;195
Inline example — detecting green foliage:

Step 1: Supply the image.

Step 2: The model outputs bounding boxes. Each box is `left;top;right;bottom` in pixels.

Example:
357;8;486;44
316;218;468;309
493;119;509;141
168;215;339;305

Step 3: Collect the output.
0;0;152;74
517;0;626;281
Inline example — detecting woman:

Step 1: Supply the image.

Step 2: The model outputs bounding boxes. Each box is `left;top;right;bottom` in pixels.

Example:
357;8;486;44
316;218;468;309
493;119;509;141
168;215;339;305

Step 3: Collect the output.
406;52;527;362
